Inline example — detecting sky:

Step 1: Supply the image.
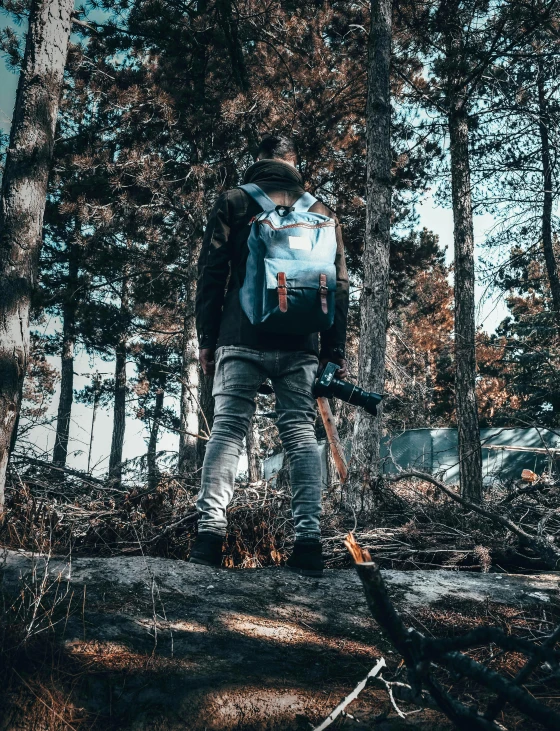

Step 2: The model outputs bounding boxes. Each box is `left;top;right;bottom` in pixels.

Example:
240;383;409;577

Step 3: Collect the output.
0;22;507;476
0;18;20;134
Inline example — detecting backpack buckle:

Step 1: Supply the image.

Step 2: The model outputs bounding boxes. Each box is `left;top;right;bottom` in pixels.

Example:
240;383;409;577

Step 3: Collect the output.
275;205;295;217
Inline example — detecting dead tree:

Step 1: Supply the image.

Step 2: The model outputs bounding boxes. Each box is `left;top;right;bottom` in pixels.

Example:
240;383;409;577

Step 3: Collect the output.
350;0;392;511
52;239;79;467
147;388;165;491
196;370;215;467
0;0;74;512
246;415;261;483
108;276;129;484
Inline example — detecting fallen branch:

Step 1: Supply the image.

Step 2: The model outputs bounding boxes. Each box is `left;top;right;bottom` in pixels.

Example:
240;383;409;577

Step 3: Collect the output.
345;533;560;730
437;650;560;729
485;624;560;722
317;397;348;484
424;626;560;665
384;469;560;569
11;455;106;487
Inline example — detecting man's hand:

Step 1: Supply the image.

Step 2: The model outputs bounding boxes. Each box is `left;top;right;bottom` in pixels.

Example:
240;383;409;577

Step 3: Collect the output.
199;347;216;376
319;355;348;380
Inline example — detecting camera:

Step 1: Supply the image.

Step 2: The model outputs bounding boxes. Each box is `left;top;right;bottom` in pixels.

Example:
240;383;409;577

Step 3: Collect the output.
314;362;383;415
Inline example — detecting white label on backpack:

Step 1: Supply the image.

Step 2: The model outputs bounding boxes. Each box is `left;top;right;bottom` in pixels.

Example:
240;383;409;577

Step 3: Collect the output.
289;236;312;251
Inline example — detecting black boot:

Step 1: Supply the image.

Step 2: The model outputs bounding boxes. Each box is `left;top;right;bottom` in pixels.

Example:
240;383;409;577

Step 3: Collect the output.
286;539;324;577
189;532;224;567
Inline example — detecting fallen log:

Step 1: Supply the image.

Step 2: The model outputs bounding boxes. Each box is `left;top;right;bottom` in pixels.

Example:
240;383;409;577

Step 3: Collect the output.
1;550;559;730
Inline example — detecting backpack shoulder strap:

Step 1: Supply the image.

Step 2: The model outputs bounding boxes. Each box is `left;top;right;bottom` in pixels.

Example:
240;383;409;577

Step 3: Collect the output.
292;191;318;212
238;183;277;212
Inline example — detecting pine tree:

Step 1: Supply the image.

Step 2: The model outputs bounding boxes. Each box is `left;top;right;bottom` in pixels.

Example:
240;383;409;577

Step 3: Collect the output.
0;0;74;509
350;0;393;511
392;0;559;499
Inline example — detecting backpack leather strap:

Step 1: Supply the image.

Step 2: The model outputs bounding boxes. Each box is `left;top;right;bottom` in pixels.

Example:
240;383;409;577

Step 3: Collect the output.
319;274;328;314
277;272;288;313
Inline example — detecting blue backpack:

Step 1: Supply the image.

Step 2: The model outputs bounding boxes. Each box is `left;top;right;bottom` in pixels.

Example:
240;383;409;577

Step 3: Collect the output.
238;183;337;335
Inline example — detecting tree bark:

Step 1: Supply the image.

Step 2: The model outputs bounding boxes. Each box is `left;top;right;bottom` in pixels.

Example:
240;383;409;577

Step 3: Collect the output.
108;278;129;484
245;415;260;483
350;0;392;512
52;243;79;467
0;0;74;511
196;370;215;468
87;373;101;474
537;58;560;334
147;387;165;491
448;103;483;501
178;312;199;473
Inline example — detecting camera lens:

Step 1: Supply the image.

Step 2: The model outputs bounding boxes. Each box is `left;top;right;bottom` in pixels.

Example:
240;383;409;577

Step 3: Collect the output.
330;377;382;415
313;362;383;415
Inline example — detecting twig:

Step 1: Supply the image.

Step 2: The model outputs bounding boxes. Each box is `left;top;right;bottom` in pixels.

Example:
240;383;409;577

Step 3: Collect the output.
312;657;386;731
141;512;198;544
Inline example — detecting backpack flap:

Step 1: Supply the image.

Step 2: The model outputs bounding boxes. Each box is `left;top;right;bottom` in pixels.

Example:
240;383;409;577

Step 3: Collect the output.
261;258;336;335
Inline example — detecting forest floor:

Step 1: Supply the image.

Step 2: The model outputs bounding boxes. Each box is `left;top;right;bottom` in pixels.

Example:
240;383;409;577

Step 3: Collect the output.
1;466;560;730
1;549;559;731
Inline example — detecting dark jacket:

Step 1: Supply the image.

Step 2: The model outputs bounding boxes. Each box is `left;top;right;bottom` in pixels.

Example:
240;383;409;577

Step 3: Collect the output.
196;159;349;357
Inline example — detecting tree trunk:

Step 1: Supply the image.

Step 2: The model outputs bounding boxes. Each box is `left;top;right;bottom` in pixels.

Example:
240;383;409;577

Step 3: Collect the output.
196;370;215;467
448;103;483;502
178;312;199;474
87;373;101;474
0;0;74;511
537;58;560;334
108;279;129;484
52;244;79;467
147;387;165;490
246;415;260;483
350;0;392;512
216;0;259;158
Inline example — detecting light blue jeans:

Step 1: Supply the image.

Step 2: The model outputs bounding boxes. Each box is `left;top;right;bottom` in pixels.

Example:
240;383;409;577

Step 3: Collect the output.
197;346;322;540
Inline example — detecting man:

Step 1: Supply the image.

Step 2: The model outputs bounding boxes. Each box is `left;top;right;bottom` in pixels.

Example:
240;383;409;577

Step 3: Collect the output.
190;135;349;576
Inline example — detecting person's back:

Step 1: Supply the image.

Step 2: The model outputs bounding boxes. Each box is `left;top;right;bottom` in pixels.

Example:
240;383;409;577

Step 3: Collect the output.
191;135;349;576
